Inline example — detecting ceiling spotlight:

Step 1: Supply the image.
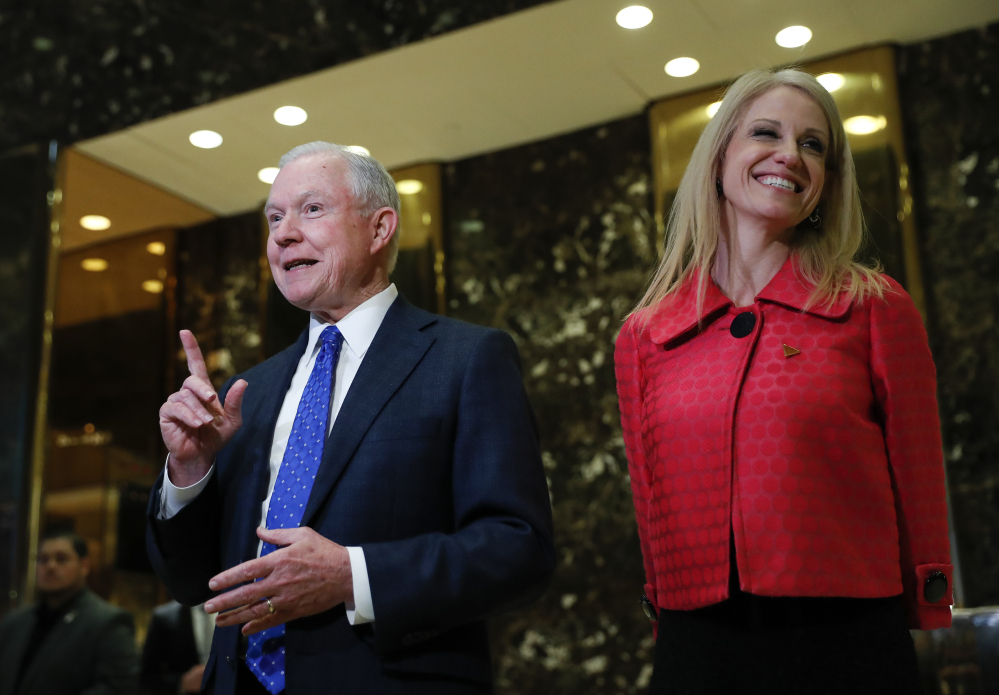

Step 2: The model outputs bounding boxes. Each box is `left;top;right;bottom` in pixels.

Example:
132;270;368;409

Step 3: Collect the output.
274;106;308;126
665;57;700;77
142;279;164;294
258;167;280;184
80;215;111;231
616;6;653;29
81;258;108;272
775;26;812;48
706;101;722;118
844;115;887;135
189;130;223;148
345;145;370;156
146;241;166;256
396;179;424;195
816;72;845;92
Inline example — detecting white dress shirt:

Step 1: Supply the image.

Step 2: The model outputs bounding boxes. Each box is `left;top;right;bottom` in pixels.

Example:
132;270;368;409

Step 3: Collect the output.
160;284;399;626
190;603;216;664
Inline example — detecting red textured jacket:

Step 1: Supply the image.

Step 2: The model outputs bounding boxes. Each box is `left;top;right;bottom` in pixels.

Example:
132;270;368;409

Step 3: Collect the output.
615;258;953;631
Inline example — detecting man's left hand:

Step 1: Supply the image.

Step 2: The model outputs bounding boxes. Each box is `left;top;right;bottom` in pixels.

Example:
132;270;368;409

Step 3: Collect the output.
204;527;353;635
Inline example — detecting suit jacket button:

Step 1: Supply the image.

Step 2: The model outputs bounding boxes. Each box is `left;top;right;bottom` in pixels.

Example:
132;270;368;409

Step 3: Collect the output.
226;656;235;669
640;594;658;622
924;571;948;603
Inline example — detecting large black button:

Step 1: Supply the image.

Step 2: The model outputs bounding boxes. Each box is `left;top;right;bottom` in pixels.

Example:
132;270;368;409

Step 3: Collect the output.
924;571;948;603
730;311;756;338
640;594;658;622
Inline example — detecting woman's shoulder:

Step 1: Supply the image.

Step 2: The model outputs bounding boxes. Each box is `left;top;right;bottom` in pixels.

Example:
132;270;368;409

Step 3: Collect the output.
853;272;925;330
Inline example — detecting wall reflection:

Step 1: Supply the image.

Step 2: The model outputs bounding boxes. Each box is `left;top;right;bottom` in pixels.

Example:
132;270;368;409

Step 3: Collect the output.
40;152;215;641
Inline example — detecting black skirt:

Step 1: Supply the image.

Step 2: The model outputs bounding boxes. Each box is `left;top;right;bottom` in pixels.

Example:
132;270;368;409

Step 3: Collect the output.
649;587;922;695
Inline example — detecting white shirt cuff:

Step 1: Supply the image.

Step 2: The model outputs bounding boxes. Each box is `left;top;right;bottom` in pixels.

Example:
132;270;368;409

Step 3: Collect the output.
345;546;375;625
158;458;215;519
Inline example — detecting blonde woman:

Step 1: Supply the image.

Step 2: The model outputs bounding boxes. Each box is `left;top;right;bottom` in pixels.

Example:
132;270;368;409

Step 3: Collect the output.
615;69;952;693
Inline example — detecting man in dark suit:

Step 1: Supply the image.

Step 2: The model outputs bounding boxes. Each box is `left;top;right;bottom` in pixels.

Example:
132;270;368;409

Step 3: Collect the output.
0;531;139;695
146;142;555;694
140;601;214;694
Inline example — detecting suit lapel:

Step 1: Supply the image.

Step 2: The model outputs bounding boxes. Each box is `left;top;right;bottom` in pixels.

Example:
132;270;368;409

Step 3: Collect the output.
19;593;88;693
302;297;436;526
234;329;310;564
3;610;35;691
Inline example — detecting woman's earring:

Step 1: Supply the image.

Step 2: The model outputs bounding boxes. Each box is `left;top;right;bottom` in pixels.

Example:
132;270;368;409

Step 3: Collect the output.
808;206;822;230
715;179;723;199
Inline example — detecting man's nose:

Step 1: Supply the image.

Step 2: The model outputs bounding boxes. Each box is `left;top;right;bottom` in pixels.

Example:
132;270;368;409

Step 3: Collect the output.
272;216;303;246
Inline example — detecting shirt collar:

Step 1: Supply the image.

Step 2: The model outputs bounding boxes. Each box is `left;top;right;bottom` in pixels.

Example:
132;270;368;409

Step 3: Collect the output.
648;255;852;345
307;284;398;359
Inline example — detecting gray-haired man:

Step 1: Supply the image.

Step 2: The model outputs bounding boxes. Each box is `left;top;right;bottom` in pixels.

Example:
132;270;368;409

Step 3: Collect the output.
147;142;554;694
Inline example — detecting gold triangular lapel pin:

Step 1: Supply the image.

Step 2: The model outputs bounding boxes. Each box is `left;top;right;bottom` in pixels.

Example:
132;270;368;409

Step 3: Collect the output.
782;344;801;358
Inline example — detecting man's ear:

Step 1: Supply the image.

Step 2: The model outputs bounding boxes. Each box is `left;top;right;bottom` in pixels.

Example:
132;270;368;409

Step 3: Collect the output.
80;556;92;579
369;207;399;254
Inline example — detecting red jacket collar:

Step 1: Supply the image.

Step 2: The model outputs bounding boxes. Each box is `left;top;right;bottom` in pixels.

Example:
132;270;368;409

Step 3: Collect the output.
647;256;853;345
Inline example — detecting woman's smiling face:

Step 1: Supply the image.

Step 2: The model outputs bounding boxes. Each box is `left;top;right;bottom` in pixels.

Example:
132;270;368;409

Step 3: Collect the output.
719;86;830;234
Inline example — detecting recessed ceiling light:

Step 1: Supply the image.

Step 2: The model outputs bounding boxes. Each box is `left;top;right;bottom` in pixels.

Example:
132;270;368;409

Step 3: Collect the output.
706;101;722;118
816;73;845;92
258;167;280;184
274;106;308;126
396;179;424;195
142;279;164;294
189;130;223;148
616;6;653;29
844;115;887;135
80;215;111;231
665;57;700;77
81;258;108;272
345;145;370;156
775;26;812;48
146;241;166;256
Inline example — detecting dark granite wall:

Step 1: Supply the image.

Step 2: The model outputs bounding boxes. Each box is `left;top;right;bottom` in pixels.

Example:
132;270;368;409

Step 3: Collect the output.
445;116;657;693
1;0;554;151
898;22;999;608
0;145;52;613
176;213;265;391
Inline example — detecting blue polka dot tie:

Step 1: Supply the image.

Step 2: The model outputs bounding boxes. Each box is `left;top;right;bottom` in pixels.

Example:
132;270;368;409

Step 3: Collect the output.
246;325;343;694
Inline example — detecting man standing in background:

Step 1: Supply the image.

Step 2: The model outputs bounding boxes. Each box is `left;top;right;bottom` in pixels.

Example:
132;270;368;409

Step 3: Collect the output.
0;530;139;695
141;600;215;694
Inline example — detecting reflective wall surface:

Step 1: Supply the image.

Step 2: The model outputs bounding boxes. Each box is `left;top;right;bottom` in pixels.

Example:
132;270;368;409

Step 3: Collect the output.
898;22;999;611
0;145;53;613
446;115;656;692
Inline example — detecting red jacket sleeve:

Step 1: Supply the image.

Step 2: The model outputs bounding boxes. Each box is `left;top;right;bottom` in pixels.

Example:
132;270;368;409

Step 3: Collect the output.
869;278;953;629
615;317;659;635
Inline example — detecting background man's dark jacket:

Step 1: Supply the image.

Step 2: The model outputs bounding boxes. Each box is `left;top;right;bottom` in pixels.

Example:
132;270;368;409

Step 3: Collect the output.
140;601;200;695
0;589;139;695
146;297;556;694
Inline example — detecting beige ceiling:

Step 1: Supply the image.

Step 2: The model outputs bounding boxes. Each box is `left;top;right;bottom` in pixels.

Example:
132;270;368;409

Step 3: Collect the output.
61;149;213;251
76;0;999;217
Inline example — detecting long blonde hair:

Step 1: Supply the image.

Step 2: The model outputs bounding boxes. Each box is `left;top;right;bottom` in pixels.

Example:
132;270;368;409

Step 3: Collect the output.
634;68;885;318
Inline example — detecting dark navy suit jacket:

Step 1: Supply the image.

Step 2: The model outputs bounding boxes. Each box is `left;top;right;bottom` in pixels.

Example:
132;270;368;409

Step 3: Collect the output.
146;295;555;694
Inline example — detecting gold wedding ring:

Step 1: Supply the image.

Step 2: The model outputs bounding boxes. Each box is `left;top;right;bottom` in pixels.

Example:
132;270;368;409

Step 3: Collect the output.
265;598;275;614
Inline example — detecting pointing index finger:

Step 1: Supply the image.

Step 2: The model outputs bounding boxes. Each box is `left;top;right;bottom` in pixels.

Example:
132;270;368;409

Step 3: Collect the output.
180;330;211;382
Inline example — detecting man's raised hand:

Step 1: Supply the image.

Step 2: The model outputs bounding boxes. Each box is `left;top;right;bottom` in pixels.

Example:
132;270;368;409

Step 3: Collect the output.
159;330;247;486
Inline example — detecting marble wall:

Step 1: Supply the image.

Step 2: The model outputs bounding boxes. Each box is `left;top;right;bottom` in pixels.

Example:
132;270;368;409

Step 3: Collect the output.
0;145;52;611
1;0;553;152
176;213;265;391
445;115;657;694
898;22;999;608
